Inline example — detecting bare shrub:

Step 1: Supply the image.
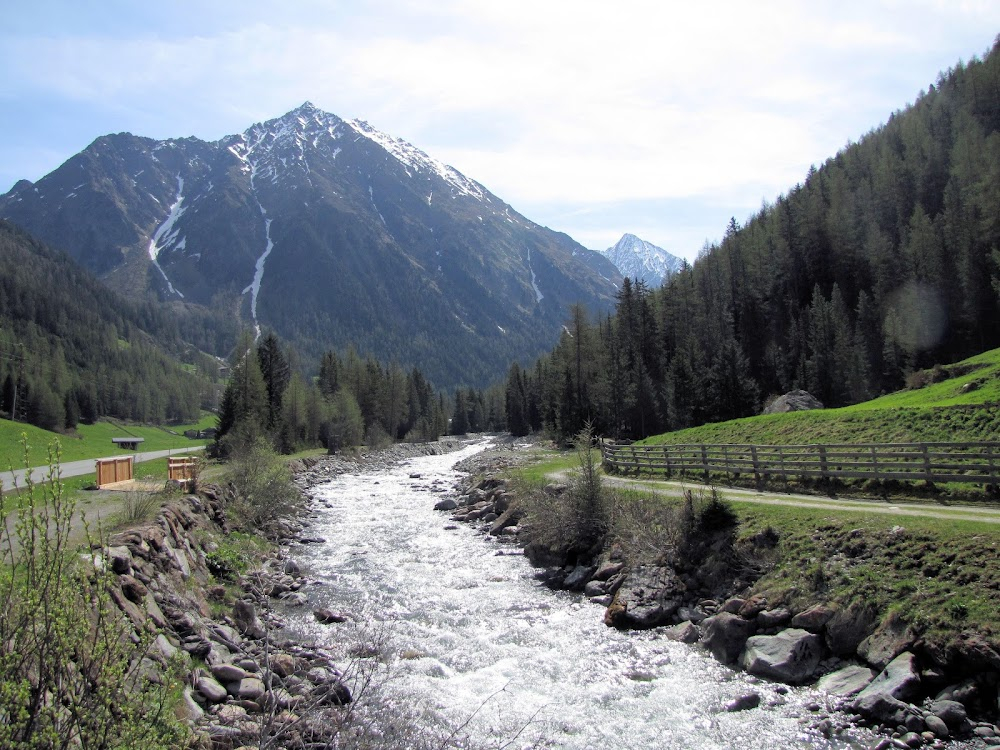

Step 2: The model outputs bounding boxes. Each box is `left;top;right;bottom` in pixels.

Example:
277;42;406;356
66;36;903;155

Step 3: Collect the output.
223;434;303;536
118;490;162;525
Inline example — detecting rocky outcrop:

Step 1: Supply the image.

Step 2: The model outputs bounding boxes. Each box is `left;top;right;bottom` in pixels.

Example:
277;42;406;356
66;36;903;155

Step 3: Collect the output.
762;389;824;414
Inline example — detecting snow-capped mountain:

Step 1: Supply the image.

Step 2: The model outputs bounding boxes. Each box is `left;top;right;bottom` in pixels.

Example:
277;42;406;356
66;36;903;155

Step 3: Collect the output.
597;233;685;288
0;103;621;387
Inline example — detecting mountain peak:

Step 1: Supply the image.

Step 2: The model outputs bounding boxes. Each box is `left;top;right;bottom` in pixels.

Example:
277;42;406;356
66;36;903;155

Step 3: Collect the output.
599;233;684;287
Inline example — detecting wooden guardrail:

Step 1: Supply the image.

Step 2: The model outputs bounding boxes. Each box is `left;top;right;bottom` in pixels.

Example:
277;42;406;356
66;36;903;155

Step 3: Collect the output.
602;441;1000;486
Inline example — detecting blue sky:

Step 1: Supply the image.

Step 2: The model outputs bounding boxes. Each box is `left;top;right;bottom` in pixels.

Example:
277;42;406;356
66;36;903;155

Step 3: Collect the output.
1;1;998;261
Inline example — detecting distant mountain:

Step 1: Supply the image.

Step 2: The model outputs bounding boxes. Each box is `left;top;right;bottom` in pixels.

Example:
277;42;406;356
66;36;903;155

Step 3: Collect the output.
0;103;621;388
597;233;685;288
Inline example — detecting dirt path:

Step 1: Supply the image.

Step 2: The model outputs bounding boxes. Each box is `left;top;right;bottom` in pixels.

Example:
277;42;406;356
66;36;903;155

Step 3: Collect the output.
549;469;1000;525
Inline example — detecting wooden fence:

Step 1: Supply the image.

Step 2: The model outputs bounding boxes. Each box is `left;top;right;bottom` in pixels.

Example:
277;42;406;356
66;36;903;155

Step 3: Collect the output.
95;456;133;488
602;441;1000;486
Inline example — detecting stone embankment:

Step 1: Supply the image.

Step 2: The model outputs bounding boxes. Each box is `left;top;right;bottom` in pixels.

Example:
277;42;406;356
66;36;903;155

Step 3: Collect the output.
442;453;1000;750
97;440;468;747
100;487;353;748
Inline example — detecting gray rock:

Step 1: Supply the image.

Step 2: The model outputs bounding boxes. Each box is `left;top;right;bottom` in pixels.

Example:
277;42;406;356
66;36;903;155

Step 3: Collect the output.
179;686;204;721
212;662;250;683
924;714;949;739
755;607;792;630
604;566;686;630
314;608;348;624
790;603;836;632
232;600;266;639
825;600;880;656
196;673;229;703
816;664;875;697
434;498;458;511
231;677;265;700
677;605;709;623
583;580;607;598
725;692;761;711
856;651;921;704
741;628;823;684
763;389;824;414
663;621;700;644
278;591;309;606
593;560;625;581
857;614;915;670
563;565;595;590
700;612;754;664
851;692;909;725
927;699;967;727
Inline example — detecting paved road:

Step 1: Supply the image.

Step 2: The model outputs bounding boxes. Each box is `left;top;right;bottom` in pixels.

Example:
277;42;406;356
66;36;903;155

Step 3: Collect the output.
550;469;1000;525
2;445;206;493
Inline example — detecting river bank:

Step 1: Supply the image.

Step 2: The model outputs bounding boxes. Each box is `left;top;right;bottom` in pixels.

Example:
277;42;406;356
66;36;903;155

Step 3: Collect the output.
442;445;1000;749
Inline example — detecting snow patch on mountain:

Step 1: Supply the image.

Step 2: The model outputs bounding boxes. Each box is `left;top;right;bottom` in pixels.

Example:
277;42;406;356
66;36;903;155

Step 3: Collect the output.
527;248;544;304
347;118;486;202
147;175;186;298
597;233;684;288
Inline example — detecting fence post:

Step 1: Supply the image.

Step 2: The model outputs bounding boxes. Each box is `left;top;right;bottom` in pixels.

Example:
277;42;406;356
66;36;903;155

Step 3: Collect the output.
663;446;672;478
701;444;709;483
870;446;880;482
750;445;761;489
921;444;932;484
818;445;828;479
630;445;638;474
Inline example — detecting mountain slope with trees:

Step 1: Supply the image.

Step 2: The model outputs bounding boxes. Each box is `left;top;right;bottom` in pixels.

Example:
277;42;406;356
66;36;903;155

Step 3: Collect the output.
0;220;222;429
506;39;1000;442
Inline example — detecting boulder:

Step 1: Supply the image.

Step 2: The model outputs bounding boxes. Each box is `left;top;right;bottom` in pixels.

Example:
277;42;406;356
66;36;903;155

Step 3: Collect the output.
755;607;792;630
229;677;265;701
700;612;754;664
741;628;823;684
563;565;595;591
856;651;921;704
725;692;761;712
817;664;876;697
212;663;250;683
763;389;824;414
663;621;701;644
489;506;524;536
851;692;910;725
593;560;625;581
232;600;266;640
790;603;836;632
314;608;348;624
196;673;229;703
857;613;915;669
924;714;949;739
270;653;299;678
927;699;967;728
433;498;458;511
604;566;685;630
825;600;879;656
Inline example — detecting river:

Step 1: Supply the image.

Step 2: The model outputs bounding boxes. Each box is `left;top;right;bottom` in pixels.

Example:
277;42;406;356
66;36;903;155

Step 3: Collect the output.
284;440;873;749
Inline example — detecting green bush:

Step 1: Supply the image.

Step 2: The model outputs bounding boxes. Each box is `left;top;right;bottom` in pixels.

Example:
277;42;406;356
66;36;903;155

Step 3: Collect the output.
223;434;303;535
0;437;186;748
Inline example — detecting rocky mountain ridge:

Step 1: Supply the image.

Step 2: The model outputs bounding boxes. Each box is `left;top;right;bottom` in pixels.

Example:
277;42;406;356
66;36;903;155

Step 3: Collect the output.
0;102;621;386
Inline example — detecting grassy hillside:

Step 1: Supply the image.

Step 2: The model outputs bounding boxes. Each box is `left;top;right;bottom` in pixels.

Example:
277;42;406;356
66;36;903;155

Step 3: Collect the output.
1;413;214;471
640;348;1000;447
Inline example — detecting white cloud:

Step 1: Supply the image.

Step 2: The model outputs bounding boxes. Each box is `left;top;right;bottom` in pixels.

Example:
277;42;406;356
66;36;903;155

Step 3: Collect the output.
2;0;999;259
